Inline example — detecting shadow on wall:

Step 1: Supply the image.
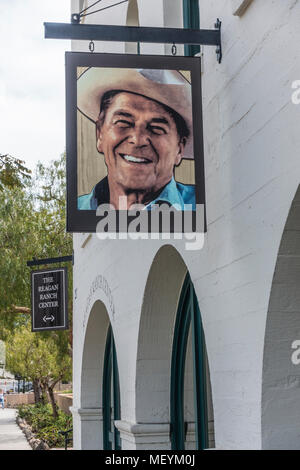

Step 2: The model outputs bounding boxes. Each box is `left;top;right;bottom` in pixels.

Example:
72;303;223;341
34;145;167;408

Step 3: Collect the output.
262;185;300;450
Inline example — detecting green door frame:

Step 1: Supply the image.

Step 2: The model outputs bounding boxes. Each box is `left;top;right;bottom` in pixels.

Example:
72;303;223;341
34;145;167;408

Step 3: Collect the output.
103;325;121;450
183;0;200;56
170;273;208;450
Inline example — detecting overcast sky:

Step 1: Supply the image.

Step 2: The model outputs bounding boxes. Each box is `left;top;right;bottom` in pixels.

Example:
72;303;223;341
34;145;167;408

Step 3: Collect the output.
0;1;71;171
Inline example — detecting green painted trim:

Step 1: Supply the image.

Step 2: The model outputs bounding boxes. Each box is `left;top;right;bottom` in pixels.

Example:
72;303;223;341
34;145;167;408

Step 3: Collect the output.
103;326;112;450
170;273;208;450
112;333;121;450
170;274;192;450
103;326;121;450
183;0;200;57
191;289;208;449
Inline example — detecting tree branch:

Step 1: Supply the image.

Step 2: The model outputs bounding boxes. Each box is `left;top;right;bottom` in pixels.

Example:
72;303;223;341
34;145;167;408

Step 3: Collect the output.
12;305;31;314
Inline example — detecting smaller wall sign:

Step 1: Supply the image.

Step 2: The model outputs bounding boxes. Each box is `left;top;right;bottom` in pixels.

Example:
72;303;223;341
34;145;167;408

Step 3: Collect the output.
31;267;68;332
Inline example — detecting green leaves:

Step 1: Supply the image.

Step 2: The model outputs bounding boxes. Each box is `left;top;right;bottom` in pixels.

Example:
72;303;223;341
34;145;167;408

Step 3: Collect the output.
17;403;73;448
0;154;31;191
0;153;72;336
6;325;72;392
1;153;72;404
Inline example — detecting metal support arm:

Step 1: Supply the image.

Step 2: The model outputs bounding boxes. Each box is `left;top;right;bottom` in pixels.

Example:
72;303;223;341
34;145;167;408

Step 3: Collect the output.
26;255;73;267
44;19;222;62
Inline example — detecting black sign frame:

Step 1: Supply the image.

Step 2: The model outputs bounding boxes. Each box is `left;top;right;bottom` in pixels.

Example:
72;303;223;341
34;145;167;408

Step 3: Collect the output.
66;52;206;233
31;267;69;332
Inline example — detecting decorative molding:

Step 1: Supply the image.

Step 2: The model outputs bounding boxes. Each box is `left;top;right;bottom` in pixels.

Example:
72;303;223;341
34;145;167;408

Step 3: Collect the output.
70;407;103;421
115;421;170;444
83;274;116;327
232;0;254;16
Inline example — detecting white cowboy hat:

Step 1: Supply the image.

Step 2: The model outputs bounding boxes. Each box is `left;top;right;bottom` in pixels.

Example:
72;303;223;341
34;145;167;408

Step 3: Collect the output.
77;67;194;159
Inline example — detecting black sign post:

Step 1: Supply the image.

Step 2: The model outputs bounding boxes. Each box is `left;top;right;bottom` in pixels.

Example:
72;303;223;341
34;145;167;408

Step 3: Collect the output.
31;267;68;332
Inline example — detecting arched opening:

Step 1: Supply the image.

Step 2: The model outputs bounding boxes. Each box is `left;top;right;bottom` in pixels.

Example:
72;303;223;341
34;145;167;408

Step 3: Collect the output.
170;273;214;450
79;300;110;449
136;246;187;426
103;325;121;450
125;0;140;53
126;0;139;26
262;185;300;449
136;245;214;449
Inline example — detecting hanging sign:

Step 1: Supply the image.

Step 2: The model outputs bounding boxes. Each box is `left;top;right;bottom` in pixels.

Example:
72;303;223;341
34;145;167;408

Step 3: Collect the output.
31;267;68;332
66;52;206;234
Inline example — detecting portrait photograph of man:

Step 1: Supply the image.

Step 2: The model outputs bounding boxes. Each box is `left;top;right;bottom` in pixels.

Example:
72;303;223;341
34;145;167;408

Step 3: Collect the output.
66;53;205;232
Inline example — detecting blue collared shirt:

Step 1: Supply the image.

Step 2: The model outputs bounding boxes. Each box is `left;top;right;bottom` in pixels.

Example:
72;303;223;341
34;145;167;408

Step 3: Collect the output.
78;177;195;211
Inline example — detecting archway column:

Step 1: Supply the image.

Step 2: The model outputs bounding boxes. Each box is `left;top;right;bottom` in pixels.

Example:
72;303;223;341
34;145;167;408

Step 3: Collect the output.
76;298;110;449
71;406;103;450
115;420;171;450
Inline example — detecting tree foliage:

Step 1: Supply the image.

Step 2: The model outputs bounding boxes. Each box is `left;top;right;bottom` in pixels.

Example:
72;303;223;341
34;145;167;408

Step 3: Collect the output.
6;325;71;418
0;153;72;416
0;153;72;337
0;154;31;191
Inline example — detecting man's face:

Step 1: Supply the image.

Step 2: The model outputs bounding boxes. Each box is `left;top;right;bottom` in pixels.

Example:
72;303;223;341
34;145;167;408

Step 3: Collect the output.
96;92;185;196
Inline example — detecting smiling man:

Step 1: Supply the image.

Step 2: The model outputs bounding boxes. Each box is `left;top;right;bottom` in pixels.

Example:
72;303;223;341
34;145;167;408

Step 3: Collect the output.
77;68;196;210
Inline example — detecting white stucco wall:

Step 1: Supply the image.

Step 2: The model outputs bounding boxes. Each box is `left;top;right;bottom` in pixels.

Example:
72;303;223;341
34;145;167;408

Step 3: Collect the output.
198;0;300;449
71;0;300;449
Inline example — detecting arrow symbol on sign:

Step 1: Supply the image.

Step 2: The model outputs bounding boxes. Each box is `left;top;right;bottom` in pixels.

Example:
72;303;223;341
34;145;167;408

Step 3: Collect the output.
43;315;55;323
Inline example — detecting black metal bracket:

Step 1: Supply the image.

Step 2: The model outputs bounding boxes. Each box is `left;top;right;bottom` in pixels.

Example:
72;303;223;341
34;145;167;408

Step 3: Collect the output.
44;18;222;63
26;255;73;267
71;14;80;24
215;18;222;64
